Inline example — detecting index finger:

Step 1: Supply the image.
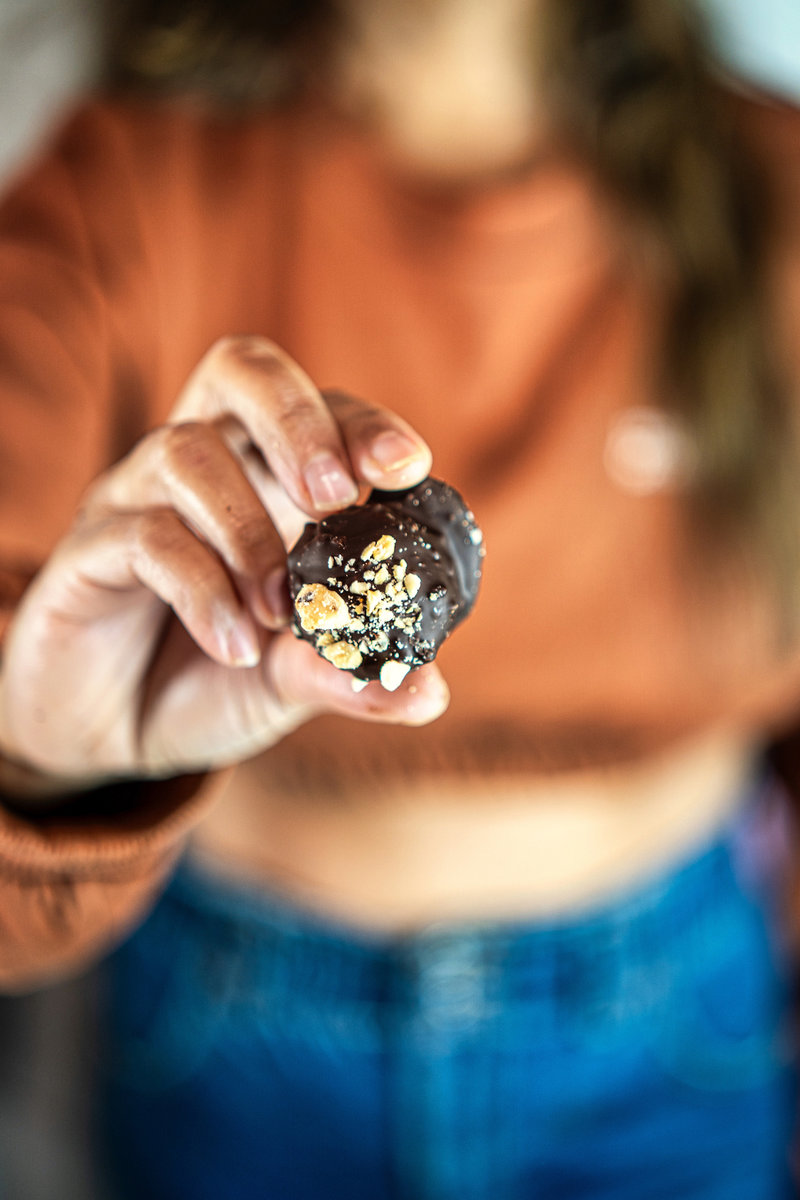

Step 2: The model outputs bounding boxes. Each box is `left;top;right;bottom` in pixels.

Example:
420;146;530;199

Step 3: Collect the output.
171;336;431;516
324;390;433;492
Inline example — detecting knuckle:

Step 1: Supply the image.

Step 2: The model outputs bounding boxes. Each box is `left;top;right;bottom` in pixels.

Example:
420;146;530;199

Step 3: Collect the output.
158;420;218;474
324;389;371;419
133;508;185;560
132;512;215;602
76;469;112;519
201;339;327;445
351;410;394;441
273;389;325;434
227;510;272;572
326;391;405;442
210;333;279;371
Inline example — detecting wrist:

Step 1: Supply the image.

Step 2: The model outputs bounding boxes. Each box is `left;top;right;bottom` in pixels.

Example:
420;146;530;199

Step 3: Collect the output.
0;747;108;807
0;652;107;805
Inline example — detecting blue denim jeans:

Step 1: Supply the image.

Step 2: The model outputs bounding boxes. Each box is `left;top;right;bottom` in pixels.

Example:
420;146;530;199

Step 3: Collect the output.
97;782;798;1200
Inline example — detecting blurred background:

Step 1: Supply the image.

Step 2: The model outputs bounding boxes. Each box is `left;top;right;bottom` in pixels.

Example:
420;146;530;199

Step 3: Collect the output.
0;0;101;180
703;0;800;103
0;1;798;1197
0;8;107;1195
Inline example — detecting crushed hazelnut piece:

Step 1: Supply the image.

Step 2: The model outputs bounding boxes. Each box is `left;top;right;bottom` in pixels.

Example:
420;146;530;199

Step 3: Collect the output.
361;534;396;562
295;583;350;633
321;641;363;670
373;565;390;586
404;573;421;598
379;660;410;691
393;562;407;581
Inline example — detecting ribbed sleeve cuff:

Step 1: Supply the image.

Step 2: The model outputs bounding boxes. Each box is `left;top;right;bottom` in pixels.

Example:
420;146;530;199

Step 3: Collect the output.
0;769;229;882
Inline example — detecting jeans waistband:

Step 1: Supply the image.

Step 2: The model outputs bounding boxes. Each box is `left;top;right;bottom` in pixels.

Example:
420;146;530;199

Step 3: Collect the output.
159;769;786;1033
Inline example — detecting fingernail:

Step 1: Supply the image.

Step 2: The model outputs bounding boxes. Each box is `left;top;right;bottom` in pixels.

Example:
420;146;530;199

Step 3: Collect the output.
369;431;426;473
217;610;261;666
304;454;358;510
264;567;292;624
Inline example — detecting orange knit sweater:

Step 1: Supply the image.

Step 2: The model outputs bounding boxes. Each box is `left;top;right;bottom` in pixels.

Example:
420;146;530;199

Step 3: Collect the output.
1;88;800;987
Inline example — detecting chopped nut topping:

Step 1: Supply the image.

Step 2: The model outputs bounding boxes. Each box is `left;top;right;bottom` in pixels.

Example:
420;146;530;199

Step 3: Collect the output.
373;564;390;586
361;534;396;562
321;641;363;670
393;562;407;581
349;580;369;594
379;660;410;691
365;589;382;615
404;573;421;598
295;583;350;633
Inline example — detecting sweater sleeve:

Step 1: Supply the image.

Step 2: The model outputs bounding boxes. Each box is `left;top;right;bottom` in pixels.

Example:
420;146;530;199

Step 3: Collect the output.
0;99;163;599
0;772;229;993
0;100;221;992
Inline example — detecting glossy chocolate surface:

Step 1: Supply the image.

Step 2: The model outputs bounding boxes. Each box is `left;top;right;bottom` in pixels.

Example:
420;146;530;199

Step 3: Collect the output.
287;478;484;685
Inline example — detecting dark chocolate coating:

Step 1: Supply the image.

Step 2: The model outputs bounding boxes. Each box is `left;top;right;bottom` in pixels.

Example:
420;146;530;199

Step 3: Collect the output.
287;477;484;683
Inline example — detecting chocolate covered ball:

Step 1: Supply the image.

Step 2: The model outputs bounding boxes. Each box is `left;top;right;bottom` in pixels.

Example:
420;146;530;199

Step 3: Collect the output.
287;477;484;689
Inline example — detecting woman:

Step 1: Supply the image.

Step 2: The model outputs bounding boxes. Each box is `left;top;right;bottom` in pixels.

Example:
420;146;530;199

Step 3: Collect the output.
0;0;799;1195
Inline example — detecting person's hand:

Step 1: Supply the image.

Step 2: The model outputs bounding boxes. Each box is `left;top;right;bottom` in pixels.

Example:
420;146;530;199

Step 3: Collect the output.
0;337;450;793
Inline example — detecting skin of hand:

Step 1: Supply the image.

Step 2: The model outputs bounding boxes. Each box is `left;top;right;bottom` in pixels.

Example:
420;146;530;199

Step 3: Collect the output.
0;336;450;794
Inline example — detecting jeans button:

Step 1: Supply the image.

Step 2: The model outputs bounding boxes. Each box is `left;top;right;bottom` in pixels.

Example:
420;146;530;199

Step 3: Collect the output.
411;933;487;1030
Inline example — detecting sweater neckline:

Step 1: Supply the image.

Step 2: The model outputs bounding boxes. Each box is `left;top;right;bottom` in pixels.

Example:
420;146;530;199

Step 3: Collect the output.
282;95;612;282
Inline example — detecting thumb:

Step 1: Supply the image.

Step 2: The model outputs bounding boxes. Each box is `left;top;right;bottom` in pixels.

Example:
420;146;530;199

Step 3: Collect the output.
267;633;451;727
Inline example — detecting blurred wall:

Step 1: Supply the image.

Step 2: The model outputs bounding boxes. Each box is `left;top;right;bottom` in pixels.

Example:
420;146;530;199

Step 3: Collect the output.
701;0;800;102
0;0;101;184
